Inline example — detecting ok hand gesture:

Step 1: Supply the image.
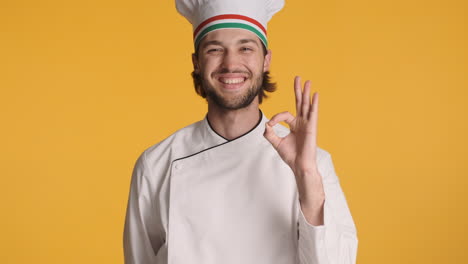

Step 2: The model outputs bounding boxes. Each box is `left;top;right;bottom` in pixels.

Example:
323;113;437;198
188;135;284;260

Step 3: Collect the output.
264;76;325;225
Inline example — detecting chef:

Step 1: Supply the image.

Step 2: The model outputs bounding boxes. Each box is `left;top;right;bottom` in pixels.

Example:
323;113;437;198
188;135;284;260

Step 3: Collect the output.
123;0;358;263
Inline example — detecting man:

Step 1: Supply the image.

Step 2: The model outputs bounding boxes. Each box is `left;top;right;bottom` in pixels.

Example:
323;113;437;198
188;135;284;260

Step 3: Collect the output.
123;0;358;263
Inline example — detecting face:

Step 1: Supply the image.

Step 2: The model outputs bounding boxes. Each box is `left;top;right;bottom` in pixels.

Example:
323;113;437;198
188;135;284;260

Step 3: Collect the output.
193;28;272;110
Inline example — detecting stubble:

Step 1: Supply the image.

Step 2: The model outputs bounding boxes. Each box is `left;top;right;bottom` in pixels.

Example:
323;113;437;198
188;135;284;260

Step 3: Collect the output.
201;72;263;110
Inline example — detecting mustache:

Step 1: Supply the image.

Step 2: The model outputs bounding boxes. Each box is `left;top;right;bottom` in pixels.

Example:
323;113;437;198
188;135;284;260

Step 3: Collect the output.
213;69;251;76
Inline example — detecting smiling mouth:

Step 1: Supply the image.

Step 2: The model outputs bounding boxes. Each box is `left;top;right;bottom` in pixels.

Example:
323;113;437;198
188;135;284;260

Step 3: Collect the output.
218;77;246;84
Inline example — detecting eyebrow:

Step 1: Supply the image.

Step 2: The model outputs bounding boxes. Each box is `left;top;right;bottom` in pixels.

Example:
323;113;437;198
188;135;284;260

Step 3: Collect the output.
201;38;260;50
200;40;223;50
238;39;260;47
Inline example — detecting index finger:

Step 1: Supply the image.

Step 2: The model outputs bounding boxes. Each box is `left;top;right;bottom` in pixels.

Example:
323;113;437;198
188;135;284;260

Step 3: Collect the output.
294;76;302;116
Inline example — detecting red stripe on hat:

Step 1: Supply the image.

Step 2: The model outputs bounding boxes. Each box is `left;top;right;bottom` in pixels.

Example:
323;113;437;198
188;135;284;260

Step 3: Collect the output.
193;14;267;38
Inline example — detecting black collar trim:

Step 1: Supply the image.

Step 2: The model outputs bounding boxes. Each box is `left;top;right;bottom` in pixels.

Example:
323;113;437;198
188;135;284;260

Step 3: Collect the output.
206;109;263;142
172;109;263;164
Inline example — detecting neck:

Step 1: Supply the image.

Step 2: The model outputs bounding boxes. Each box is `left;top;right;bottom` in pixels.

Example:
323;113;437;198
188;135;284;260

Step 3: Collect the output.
206;99;261;140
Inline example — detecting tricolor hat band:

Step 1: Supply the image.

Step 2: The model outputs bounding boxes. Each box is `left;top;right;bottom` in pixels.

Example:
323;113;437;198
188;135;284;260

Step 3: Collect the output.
194;14;268;50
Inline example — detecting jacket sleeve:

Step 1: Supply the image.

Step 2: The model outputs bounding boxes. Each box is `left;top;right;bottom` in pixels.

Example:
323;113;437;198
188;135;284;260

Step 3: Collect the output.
123;152;164;264
297;151;358;264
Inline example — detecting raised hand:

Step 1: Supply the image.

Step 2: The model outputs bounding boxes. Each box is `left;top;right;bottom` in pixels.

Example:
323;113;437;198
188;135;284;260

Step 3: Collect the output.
264;76;325;225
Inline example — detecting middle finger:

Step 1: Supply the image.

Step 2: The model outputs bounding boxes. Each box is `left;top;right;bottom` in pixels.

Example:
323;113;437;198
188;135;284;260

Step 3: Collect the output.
301;80;311;118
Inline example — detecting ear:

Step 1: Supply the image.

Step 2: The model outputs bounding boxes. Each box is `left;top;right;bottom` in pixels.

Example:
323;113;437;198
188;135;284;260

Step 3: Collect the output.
192;53;200;73
263;49;272;72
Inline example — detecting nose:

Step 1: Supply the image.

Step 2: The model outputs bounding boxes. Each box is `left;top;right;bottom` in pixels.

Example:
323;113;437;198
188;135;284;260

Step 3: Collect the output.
220;50;240;71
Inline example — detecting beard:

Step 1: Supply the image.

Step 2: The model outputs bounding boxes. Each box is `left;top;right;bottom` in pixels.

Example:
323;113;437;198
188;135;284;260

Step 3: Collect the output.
201;73;263;110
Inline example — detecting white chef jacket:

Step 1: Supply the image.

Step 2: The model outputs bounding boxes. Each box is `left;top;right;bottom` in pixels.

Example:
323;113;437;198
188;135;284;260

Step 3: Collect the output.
123;110;358;264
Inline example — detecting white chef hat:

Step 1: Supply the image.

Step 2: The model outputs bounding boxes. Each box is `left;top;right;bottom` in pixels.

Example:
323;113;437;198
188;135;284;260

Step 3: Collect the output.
176;0;284;50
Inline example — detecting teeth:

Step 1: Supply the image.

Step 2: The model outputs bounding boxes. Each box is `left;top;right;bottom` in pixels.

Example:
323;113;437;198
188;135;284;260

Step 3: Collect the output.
220;78;244;84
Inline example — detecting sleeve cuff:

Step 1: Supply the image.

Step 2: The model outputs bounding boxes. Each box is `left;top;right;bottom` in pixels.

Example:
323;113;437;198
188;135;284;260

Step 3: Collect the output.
298;204;326;243
299;205;326;228
297;201;327;262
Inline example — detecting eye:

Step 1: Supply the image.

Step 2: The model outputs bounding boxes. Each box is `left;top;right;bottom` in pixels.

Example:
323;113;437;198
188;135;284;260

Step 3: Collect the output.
240;47;254;52
207;47;223;54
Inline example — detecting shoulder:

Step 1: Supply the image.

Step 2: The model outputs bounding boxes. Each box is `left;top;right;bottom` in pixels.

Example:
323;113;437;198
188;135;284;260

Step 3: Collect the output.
138;119;205;168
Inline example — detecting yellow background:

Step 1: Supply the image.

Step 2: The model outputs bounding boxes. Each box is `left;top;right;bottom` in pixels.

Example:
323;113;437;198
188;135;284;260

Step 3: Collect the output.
1;0;467;263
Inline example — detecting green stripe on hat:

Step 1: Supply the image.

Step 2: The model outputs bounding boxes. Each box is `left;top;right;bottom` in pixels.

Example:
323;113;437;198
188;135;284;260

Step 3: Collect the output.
195;22;268;50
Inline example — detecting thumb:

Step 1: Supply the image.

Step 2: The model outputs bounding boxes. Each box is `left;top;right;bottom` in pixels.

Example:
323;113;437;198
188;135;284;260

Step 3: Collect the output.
263;122;281;149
